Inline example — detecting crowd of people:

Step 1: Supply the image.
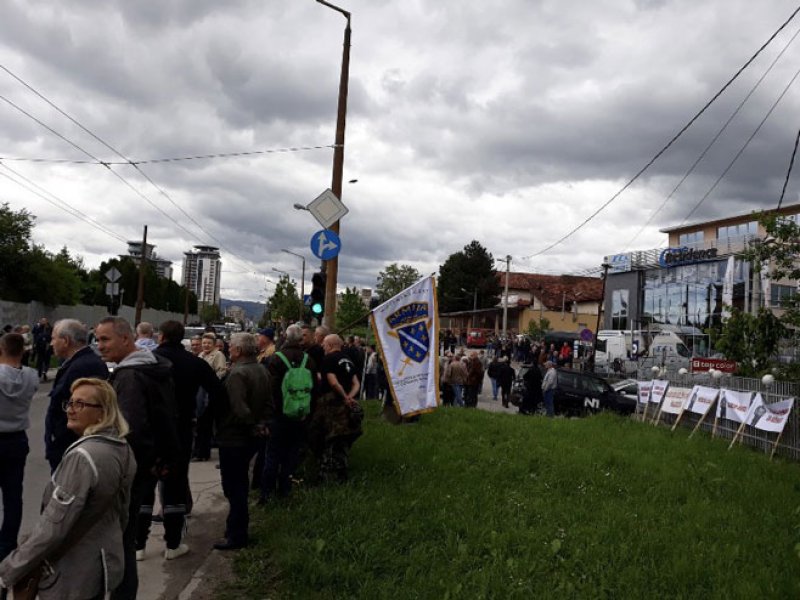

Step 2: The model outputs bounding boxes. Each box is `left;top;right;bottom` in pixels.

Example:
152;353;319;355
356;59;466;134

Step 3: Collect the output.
439;338;566;418
0;317;368;599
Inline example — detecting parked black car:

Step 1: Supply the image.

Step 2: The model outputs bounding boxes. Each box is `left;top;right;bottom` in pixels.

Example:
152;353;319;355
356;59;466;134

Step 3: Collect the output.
553;369;635;416
509;366;634;416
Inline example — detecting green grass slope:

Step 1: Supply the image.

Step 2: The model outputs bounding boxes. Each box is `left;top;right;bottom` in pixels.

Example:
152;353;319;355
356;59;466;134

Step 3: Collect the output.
225;403;800;599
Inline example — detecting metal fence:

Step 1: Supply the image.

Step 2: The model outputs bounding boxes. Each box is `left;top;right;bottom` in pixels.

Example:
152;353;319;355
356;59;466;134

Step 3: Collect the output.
631;369;800;461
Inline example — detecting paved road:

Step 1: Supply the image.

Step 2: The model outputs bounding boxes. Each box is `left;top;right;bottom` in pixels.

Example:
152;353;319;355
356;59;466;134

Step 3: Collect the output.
3;368;228;600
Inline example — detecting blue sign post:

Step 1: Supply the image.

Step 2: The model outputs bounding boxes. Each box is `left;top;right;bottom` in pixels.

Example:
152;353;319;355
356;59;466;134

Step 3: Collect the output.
310;229;342;260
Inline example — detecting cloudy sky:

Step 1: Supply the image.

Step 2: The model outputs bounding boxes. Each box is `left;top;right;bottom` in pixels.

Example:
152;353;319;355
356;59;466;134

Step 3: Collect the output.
2;0;800;302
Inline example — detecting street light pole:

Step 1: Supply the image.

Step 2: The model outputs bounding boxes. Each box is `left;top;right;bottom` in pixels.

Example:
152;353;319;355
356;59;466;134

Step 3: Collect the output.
281;249;306;321
317;0;351;330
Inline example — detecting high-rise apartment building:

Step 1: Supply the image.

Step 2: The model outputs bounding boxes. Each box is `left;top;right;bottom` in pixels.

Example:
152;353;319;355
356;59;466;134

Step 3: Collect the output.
182;245;222;306
122;241;173;280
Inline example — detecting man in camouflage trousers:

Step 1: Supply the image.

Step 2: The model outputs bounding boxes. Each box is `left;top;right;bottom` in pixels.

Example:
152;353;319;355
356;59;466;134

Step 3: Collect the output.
308;334;363;483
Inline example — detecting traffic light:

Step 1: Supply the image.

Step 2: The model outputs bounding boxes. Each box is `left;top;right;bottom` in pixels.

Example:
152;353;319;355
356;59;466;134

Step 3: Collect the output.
310;271;326;316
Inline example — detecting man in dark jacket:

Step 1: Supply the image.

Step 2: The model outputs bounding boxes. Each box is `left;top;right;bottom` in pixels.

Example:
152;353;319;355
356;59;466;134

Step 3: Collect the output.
215;332;270;550
262;324;317;503
95;316;180;600
521;363;544;415
496;357;515;408
32;317;53;382
133;320;225;560
45;319;108;471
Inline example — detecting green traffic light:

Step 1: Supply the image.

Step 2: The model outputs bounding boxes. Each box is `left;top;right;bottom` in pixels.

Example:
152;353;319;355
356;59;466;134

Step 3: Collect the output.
311;302;323;315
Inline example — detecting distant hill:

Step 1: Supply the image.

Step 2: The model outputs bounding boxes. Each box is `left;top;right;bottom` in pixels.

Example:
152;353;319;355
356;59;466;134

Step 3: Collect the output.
220;298;267;321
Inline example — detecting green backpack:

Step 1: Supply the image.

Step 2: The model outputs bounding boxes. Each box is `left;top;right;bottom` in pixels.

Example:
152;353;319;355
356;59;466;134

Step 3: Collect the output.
275;351;313;419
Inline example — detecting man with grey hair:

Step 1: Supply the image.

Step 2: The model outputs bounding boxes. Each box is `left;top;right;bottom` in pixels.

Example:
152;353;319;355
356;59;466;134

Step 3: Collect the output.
96;316;179;599
261;324;317;503
214;332;271;550
45;319;108;471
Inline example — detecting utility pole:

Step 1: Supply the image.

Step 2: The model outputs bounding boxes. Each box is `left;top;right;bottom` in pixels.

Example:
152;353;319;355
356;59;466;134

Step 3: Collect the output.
134;225;148;326
318;0;351;330
590;262;610;373
501;255;511;337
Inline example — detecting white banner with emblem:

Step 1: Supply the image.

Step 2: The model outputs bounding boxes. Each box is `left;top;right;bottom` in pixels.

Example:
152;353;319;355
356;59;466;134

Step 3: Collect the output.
370;276;440;416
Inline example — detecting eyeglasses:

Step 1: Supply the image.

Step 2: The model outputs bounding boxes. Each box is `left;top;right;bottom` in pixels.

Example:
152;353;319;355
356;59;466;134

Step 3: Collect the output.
62;400;103;412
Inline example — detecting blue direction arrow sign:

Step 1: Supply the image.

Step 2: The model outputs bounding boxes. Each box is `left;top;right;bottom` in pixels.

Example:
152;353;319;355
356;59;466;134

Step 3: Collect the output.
310;229;341;260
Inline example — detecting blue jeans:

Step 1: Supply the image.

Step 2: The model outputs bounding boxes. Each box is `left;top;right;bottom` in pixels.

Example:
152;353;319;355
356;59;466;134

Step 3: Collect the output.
490;378;499;399
543;389;555;417
0;432;28;561
452;384;464;407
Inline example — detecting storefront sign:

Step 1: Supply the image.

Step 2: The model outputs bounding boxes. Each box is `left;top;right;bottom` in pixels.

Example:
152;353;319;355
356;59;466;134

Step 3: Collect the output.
658;247;718;267
691;357;737;373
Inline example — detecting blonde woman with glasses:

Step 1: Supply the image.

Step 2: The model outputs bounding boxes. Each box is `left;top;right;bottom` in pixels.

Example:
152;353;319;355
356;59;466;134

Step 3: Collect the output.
0;378;136;600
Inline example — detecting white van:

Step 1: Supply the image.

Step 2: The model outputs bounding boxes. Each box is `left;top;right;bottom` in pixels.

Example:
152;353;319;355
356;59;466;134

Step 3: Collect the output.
596;330;691;373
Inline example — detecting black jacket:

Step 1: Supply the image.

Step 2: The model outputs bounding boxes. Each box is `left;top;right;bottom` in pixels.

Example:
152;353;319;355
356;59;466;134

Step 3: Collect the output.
154;342;225;429
110;351;180;472
45;346;109;465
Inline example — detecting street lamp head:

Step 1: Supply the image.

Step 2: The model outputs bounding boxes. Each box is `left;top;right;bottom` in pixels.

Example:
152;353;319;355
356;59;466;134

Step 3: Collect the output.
293;203;308;211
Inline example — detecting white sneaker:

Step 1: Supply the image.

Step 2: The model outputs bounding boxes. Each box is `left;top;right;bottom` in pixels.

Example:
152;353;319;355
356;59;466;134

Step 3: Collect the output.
164;544;190;560
136;549;145;561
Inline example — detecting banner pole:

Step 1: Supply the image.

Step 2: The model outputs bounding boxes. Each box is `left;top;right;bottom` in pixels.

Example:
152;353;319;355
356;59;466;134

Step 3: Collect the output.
671;409;686;432
688;410;709;438
711;416;719;437
770;429;785;461
641;402;649;422
728;420;748;450
652;403;664;426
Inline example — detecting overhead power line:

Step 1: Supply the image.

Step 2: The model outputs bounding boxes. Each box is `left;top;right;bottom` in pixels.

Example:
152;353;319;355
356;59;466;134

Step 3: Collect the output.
0;63;265;276
623;23;800;250
777;127;800;210
525;3;800;258
0;144;337;165
681;63;800;223
0;162;128;244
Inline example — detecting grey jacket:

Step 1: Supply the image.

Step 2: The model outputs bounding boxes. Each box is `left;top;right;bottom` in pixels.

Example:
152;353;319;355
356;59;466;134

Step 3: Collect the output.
0;364;38;432
0;430;136;599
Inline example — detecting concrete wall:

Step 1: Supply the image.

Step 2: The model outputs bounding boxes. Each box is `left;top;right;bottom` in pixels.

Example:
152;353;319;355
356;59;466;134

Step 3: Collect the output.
0;300;199;329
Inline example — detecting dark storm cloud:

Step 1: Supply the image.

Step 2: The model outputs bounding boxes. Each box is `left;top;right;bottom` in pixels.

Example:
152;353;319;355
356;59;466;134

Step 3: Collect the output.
3;0;800;301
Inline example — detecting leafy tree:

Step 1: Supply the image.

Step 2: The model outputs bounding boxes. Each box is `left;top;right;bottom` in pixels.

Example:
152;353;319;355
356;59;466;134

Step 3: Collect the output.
712;307;785;377
337;286;368;328
200;303;222;324
269;275;303;324
438;240;501;312
526;317;552;340
376;263;421;302
0;204;85;306
745;211;800;329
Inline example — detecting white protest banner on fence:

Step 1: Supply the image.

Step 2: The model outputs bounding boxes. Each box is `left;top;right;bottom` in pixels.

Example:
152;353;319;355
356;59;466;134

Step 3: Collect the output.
637;381;652;405
661;386;692;415
650;380;669;405
370;276;439;417
716;389;753;423
685;385;719;417
744;395;795;433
